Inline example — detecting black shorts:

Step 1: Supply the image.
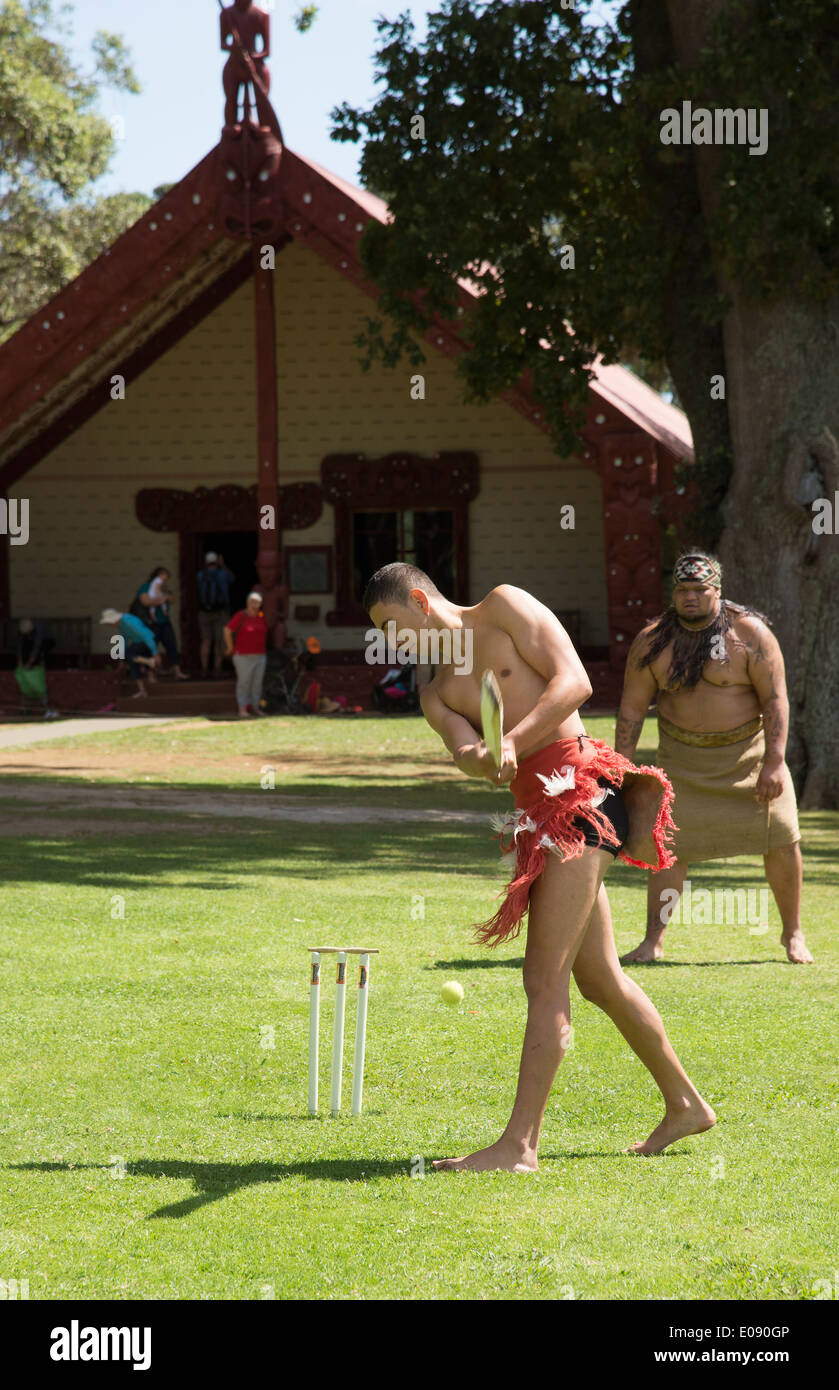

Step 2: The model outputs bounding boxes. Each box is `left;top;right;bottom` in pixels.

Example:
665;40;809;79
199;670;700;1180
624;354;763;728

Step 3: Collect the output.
571;777;629;858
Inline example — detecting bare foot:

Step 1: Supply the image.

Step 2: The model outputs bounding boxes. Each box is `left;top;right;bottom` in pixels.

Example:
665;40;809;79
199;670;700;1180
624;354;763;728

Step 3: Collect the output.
624;1098;717;1156
782;929;814;964
620;938;664;964
131;690;148;701
432;1139;538;1173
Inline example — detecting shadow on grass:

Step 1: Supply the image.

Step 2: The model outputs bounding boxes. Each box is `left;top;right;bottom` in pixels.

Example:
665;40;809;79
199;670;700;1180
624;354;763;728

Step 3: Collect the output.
13;1144;666;1217
0;765;496;809
0;821;500;888
10;1157;413;1216
621;958;784;968
428;957;525;970
1;812;835;909
430;953;784;971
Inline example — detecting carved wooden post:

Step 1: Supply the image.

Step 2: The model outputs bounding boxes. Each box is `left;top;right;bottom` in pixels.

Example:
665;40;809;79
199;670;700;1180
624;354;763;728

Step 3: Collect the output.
215;1;287;649
252;245;285;647
594;434;663;670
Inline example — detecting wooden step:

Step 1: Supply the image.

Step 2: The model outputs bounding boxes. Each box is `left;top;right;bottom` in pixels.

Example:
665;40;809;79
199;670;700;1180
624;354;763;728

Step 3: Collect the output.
114;677;238;717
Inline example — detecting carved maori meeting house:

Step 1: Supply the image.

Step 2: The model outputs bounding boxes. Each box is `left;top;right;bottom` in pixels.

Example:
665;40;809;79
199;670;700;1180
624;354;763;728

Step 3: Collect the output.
0;2;694;712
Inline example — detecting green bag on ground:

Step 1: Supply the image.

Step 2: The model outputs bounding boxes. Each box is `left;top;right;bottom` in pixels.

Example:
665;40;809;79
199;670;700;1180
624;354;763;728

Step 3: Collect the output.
14;665;48;700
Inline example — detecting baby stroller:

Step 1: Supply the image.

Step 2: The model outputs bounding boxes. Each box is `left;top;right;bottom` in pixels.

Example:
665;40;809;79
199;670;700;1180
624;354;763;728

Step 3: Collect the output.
371;665;420;714
273;636;320;714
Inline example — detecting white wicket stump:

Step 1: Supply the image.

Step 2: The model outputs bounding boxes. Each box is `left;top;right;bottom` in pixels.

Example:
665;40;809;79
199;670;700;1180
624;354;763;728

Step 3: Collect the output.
308;952;321;1115
307;947;379;1116
329;952;348;1114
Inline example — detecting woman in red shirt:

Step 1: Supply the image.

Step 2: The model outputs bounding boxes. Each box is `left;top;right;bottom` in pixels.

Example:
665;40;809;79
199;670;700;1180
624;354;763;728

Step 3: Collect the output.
224;591;268;717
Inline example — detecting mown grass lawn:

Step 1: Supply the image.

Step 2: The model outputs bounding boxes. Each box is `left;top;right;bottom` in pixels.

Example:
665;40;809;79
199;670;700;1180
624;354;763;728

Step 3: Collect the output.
0;713;654;808
0;715;836;1300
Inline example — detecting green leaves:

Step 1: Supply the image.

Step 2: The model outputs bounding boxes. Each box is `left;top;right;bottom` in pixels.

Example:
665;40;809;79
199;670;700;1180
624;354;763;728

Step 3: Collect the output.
0;1;148;339
330;0;658;455
330;0;837;507
90;31;141;95
294;5;319;34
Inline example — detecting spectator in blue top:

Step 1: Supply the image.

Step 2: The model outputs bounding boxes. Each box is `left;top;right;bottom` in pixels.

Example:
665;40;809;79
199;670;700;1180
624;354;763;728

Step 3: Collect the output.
134;567;189;680
100;607;159;699
196;551;234;678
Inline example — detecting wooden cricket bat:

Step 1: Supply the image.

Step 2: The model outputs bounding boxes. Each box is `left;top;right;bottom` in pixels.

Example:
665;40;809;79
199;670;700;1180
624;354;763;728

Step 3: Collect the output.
480;669;504;769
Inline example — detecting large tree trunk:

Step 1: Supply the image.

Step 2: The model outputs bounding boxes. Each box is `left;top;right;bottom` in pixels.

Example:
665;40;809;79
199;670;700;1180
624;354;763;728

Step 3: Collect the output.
715;299;839;808
667;0;839;807
628;0;732;547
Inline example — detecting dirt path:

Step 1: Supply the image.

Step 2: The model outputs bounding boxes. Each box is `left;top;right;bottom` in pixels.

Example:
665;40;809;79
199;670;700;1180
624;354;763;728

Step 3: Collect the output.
0;717;491;839
0;716;189;749
0;723;455;789
0;780;488;837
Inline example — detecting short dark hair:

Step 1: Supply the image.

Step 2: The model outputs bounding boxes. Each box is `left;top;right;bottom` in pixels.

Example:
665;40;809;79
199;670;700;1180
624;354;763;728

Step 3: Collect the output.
362;562;441;613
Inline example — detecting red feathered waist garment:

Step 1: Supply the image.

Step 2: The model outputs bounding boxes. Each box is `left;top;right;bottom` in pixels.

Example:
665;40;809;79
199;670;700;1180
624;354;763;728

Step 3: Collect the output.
475;735;677;949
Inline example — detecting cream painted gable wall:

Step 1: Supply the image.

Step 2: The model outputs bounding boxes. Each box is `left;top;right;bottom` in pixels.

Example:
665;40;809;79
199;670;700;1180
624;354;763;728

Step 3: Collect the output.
9;237;608;651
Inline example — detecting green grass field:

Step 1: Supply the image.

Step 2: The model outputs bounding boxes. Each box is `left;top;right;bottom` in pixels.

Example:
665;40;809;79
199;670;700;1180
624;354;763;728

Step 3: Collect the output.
0;715;836;1300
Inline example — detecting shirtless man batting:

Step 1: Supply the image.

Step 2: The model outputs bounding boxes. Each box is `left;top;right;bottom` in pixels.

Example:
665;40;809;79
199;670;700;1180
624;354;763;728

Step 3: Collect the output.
364;563;716;1173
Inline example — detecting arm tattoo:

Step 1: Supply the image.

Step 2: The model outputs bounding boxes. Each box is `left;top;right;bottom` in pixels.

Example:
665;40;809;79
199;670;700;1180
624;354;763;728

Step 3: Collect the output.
761;694;788;758
748;638;767;664
615;712;645;757
745;623;778;671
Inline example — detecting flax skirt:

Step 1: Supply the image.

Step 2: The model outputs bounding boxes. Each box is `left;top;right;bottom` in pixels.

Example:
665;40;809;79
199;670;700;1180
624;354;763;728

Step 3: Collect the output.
656;725;800;863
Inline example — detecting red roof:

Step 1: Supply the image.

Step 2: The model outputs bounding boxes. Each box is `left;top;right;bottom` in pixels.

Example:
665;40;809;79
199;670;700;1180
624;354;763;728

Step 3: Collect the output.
589;360;692;457
0;143;693;474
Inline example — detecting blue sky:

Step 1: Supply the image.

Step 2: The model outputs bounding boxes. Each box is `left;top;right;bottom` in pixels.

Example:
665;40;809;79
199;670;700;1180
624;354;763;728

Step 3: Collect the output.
67;0;619;197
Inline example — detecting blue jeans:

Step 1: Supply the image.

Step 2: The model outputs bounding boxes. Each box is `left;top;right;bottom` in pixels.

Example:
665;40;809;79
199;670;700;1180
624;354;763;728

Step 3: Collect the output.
152;619;179;667
126;642;153;680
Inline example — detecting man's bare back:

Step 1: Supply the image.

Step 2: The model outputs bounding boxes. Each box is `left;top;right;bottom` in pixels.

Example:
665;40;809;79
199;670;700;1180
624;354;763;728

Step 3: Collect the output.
422;586;586;765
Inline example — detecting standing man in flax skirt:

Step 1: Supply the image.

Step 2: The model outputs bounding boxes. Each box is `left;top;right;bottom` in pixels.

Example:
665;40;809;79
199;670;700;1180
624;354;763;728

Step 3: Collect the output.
616;550;813;966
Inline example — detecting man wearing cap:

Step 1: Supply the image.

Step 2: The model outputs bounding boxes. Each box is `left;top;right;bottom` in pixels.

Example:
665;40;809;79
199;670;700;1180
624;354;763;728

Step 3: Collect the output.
615;548;812;965
100;608;159;699
196;552;234;678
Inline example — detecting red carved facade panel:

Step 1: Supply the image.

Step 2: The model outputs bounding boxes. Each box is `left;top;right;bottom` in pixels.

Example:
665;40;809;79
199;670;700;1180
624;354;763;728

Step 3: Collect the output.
587;433;664;669
135;482;321;533
321;451;480;626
